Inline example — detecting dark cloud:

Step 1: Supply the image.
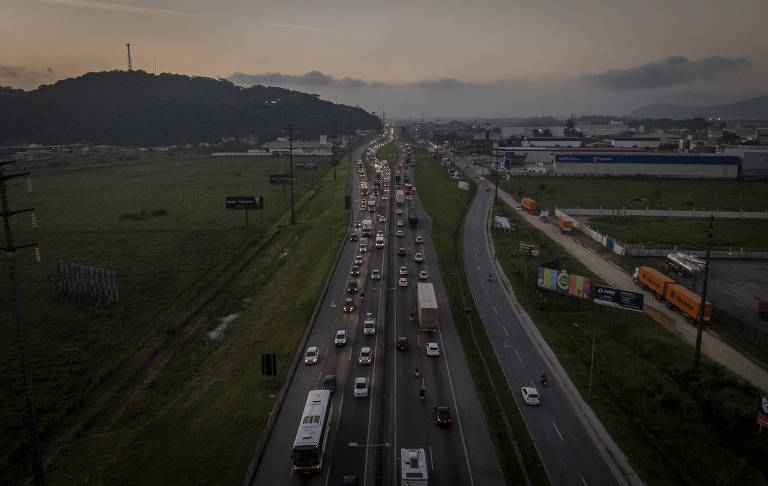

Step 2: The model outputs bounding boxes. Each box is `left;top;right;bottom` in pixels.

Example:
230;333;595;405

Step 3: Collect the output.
228;70;389;89
582;56;751;90
408;78;482;90
0;65;58;89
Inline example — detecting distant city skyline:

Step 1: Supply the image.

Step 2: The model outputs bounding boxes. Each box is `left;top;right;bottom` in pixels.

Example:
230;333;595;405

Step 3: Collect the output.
2;0;767;117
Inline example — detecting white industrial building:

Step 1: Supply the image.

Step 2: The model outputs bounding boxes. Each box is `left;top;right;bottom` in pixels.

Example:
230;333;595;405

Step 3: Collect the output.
553;153;740;178
611;137;661;149
261;135;338;156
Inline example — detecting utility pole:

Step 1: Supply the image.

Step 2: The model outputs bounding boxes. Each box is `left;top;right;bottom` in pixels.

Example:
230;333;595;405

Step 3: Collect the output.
692;215;714;371
494;150;500;207
285;125;296;225
126;43;132;71
330;125;337;181
1;161;45;486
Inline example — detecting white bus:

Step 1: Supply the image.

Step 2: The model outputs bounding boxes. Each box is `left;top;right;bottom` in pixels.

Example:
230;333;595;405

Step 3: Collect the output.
291;389;332;473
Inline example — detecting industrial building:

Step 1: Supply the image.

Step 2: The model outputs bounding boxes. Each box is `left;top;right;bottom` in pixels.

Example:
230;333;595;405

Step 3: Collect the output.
553;153;740;178
611;137;661;149
261;135;336;156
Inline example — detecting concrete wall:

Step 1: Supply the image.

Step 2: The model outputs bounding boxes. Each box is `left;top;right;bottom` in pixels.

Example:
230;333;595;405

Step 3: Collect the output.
554;162;738;178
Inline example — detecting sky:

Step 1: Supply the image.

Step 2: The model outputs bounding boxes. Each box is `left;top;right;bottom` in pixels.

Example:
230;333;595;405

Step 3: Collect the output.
2;0;767;117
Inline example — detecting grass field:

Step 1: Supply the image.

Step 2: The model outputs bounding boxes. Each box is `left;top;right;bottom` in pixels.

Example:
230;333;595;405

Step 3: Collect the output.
415;149;549;486
1;151;350;484
490;202;768;485
588;215;768;251
498;175;768;212
375;142;398;164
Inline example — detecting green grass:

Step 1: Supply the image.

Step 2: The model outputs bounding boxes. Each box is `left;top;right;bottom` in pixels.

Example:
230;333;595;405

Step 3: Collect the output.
491;202;768;485
498;175;768;212
376;142;398;163
1;151;350;484
414;148;549;486
588;216;768;251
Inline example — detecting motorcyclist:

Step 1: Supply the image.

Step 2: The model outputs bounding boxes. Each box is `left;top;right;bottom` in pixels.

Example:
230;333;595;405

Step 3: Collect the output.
415;367;420;377
540;373;548;385
419;388;425;400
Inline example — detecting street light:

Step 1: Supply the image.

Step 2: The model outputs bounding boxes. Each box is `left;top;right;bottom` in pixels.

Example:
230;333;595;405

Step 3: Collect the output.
348;442;391;448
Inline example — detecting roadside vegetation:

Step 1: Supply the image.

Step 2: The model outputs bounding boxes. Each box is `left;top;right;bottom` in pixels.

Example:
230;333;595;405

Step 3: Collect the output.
414;150;549;486
1;151;351;484
490;201;768;485
376;142;398;163
498;175;768;212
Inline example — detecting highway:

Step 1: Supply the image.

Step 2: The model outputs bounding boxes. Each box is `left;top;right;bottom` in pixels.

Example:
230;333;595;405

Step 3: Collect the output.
249;132;504;486
462;176;623;486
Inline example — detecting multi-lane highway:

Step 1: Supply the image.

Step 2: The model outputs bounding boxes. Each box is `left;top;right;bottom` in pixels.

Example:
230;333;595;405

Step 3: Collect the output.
249;132;503;486
462;174;626;486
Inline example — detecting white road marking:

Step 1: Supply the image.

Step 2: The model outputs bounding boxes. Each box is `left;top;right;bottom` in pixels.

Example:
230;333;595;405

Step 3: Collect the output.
493;306;498;314
514;350;522;362
331;300;336;308
486;290;491;298
552;420;565;442
429;445;434;471
579;475;588;486
502;325;509;336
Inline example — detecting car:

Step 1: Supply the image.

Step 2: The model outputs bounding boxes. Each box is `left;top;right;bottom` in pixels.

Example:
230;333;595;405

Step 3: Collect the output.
426;342;440;356
353;377;369;398
378;215;386;223
354;221;361;228
414;252;424;263
396;208;403;215
406;195;412;200
304;346;319;365
334;329;348;346
350;233;359;242
354;255;363;265
397;220;404;227
347;280;358;294
381;195;388;201
411;186;416;192
521;387;540;405
358;347;372;365
398;248;407;256
399;266;408;276
350;265;360;277
359;243;367;253
376;230;384;237
371;268;381;280
397;336;408;351
434;406;452;426
515;206;522;212
322;374;337;393
343;298;355;313
415;235;423;244
419;270;428;280
396;229;404;238
398;277;408;287
363;313;376;335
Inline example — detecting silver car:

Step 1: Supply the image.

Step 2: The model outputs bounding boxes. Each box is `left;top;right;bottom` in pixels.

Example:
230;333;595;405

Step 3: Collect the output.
354;377;369;398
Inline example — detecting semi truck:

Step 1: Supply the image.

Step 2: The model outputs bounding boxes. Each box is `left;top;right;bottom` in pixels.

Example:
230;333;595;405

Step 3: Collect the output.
400;448;428;486
521;197;537;211
417;283;438;331
395;190;405;205
558;215;573;233
361;219;373;237
407;205;418;228
634;266;712;322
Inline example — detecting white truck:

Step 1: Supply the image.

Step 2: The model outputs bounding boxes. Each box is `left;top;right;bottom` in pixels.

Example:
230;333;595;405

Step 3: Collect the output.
417;283;438;331
368;198;376;212
400;448;428;485
395;189;405;205
361;219;373;237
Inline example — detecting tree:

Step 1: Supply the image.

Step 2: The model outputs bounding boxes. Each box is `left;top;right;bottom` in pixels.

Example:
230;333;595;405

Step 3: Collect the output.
564;119;582;138
718;131;741;145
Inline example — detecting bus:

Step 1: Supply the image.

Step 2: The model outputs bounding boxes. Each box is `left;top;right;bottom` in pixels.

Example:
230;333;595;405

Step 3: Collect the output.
291;389;332;473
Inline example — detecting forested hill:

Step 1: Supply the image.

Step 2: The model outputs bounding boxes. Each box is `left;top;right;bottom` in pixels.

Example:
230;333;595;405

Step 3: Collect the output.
0;71;381;145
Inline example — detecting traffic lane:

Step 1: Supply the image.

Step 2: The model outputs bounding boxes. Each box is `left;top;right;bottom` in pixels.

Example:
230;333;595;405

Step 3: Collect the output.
464;191;619;486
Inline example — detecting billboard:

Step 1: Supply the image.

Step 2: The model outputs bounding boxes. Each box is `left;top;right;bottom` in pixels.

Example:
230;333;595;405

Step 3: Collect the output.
758;395;768;428
537;267;590;299
269;174;296;185
226;196;263;210
593;285;644;311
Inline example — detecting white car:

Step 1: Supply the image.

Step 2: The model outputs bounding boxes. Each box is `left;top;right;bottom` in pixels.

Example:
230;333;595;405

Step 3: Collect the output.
414;252;424;263
399;266;408;276
396;208;403;215
354;255;363;265
415;235;424;244
396;230;404;238
359;347;373;365
398;277;408;287
354;377;369;398
371;268;381;280
363;313;376;335
304;346;319;365
378;215;386;223
419;270;428;280
425;342;440;356
397;220;405;227
334;330;348;346
521;387;540;405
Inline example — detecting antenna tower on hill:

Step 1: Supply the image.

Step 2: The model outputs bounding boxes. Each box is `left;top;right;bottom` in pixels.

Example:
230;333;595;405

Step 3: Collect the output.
126;43;132;71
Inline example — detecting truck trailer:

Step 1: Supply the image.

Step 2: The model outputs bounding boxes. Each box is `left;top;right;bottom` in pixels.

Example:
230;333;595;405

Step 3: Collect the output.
361;219;373;237
417;283;438;331
400;448;428;486
395;190;405;205
558;215;573;233
521;197;537;211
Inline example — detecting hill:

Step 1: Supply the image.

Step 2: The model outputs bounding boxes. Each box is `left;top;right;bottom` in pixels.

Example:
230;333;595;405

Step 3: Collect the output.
627;95;768;119
0;71;381;145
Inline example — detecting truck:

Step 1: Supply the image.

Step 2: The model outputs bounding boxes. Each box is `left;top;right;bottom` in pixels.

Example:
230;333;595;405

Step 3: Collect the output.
558;215;573;233
408;207;418;228
400;448;428;486
361;219;373;237
395;190;405;205
368;199;376;213
664;283;713;322
539;209;549;222
417;283;438;331
521;197;537;211
634;266;674;297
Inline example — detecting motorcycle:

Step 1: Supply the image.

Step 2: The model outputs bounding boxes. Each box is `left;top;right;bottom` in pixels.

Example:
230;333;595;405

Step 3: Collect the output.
418;388;425;401
409;312;416;321
540;374;548;386
414;368;420;378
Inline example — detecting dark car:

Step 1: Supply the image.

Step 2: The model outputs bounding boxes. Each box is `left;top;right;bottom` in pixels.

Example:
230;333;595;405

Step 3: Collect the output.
397;336;408;351
343;298;355;313
322;375;337;393
398;247;407;256
350;233;359;242
434;406;452;426
350;265;360;277
347;280;358;294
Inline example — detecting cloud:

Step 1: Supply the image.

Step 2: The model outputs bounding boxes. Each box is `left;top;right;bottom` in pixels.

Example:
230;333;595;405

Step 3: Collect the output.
34;0;191;17
582;56;751;90
0;65;59;90
228;71;389;89
409;78;482;90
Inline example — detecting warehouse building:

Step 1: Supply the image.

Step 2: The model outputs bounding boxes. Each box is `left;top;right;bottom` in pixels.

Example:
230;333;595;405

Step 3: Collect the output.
553;153;740;178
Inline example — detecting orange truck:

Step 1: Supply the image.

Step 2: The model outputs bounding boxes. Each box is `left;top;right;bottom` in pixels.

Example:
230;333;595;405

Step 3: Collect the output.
664;284;713;321
521;197;537;211
635;266;674;296
558;215;573;233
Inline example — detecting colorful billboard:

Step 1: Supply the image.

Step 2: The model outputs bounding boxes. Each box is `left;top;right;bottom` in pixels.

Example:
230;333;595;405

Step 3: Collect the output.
537;267;591;299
